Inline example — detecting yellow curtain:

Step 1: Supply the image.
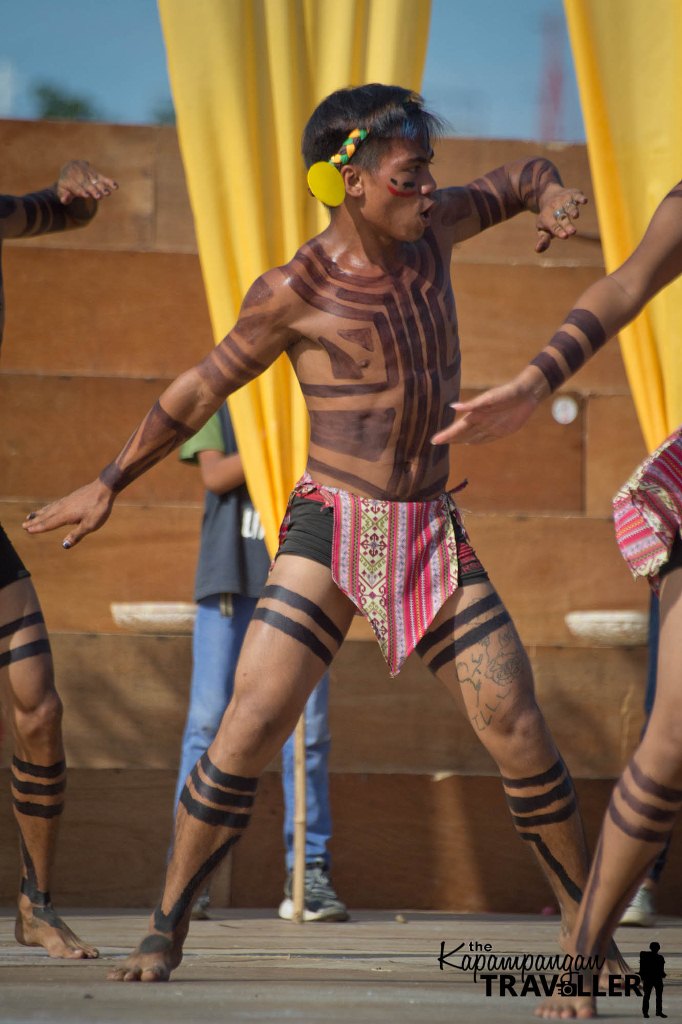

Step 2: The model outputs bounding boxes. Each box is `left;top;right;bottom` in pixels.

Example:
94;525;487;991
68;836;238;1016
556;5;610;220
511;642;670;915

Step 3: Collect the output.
159;0;431;553
564;0;682;452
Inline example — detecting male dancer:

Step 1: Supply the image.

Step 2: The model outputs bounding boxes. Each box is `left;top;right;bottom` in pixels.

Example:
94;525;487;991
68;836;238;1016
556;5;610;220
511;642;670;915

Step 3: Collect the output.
24;84;595;981
435;178;682;1018
1;160;116;957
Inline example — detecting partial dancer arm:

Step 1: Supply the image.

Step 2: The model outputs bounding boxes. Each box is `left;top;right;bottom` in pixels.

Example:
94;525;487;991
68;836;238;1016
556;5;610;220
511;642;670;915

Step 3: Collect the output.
0;161;117;356
0;160;117;241
23;272;295;546
433;179;682;446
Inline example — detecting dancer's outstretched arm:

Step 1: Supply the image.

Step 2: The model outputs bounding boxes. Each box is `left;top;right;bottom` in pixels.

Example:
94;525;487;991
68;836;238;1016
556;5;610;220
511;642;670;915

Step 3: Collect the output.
432;179;682;446
22;271;296;547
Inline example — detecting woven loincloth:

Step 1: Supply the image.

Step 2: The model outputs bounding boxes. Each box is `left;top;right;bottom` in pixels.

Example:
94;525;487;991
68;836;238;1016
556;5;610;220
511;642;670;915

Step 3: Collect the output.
612;425;682;592
279;474;462;675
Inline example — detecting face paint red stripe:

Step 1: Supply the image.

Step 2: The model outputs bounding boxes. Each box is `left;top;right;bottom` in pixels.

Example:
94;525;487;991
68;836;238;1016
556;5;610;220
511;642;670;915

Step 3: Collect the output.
387;184;418;197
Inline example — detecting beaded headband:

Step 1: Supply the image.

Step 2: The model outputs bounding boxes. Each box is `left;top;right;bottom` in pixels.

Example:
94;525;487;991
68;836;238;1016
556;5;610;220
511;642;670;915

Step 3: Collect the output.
307;127;369;207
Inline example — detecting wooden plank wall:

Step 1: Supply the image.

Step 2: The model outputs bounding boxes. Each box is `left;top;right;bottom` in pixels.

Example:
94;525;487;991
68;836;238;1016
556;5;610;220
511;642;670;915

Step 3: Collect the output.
1;119;671;914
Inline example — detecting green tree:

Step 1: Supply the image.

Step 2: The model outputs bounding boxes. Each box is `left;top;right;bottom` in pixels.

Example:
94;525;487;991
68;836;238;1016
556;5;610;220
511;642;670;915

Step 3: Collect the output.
31;82;100;121
150;98;176;125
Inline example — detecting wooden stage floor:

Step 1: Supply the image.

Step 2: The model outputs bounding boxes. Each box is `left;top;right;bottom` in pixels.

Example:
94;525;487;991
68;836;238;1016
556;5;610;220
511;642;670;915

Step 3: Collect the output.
1;908;681;1022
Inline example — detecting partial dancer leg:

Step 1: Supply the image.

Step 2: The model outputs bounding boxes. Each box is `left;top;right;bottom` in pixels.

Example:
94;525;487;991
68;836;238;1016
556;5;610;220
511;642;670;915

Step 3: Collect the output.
418;579;590;944
109;553;355;981
0;575;97;958
536;564;682;1019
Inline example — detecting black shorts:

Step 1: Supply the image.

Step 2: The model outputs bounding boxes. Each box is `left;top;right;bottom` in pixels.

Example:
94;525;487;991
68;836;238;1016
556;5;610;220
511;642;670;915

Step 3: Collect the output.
0;523;30;591
660;533;682;581
277;494;489;586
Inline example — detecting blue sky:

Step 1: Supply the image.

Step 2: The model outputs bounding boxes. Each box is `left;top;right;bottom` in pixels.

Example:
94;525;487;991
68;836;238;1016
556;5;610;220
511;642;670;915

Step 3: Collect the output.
0;0;584;141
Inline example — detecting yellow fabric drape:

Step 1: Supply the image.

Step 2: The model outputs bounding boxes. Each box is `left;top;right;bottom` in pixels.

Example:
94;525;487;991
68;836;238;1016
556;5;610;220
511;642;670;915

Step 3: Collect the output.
564;0;682;452
159;0;431;553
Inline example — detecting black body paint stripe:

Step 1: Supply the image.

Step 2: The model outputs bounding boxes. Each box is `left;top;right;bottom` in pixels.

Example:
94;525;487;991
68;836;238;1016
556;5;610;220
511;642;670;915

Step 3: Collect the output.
12;799;64;819
510;794;577;829
0;638;51;669
629;757;682;803
189;764;254;809
566;309;607;350
530;352;564;392
505;774;572;814
417;592;501;656
518;831;582;904
12;756;66;778
20;876;51;907
261;585;344;645
180;785;251;829
154;834;240;933
198;753;258;793
0;610;45;640
608;800;670;843
501;759;564;790
550;331;586;372
11;776;66;797
251;608;333;665
428;611;511;673
616;779;677;823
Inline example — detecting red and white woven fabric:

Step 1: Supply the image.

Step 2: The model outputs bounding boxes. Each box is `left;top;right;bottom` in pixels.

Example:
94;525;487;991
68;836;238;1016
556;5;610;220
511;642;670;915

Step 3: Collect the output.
612;425;682;592
279;474;461;675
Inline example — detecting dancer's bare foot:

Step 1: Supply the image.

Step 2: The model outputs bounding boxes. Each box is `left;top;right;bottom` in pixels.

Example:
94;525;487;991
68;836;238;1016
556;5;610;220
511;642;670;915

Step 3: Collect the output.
534;991;596;1019
108;928;185;983
15;895;98;959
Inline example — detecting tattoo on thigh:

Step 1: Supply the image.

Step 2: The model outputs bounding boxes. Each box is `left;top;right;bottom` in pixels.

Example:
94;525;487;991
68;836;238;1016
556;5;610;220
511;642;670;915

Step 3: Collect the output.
418;593;524;731
455;622;521;732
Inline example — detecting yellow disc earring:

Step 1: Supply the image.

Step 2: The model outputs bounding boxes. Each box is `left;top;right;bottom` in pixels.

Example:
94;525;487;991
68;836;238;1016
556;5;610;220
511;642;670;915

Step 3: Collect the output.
307;128;369;207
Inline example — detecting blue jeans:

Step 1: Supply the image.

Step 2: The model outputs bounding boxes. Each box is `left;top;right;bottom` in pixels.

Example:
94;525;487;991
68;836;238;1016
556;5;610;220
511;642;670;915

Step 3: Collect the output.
173;593;332;870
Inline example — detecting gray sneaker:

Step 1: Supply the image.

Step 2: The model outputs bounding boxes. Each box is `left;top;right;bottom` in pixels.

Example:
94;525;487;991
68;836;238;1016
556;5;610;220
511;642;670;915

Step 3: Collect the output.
278;858;349;922
191;890;211;921
619;884;656;927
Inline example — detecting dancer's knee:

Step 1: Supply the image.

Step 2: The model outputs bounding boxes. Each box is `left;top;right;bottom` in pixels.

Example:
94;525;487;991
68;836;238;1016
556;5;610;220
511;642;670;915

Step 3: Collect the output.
14;688;63;750
217;690;297;768
639;719;682;787
481;700;551;767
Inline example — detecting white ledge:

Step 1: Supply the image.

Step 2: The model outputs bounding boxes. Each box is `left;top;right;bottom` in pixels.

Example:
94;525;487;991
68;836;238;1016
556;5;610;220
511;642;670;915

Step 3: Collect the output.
110;601;197;634
564;610;649;647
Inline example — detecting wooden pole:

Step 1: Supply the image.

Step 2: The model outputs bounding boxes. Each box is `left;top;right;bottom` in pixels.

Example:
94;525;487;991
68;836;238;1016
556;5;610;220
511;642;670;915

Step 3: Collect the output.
292;712;307;923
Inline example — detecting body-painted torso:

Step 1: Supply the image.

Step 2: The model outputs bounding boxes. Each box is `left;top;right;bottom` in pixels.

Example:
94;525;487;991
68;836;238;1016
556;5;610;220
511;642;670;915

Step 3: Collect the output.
283;230;460;500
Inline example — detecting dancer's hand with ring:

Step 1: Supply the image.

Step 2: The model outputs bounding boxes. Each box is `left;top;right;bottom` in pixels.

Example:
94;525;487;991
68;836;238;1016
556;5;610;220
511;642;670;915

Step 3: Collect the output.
56;160;118;204
535;186;587;252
